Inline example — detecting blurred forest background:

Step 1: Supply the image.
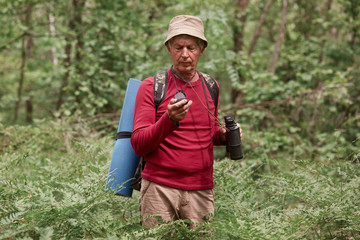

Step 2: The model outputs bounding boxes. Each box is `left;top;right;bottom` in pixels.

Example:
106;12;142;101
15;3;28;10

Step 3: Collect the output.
0;0;359;239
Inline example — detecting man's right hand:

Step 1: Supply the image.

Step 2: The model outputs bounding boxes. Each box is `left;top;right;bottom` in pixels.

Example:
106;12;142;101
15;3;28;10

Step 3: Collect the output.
167;98;193;122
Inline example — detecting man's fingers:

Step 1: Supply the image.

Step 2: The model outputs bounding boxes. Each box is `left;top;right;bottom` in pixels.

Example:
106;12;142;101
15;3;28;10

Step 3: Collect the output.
167;99;192;122
237;123;243;138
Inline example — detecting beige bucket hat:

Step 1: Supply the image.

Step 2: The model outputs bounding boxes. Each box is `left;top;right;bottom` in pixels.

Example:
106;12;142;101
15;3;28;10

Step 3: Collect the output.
164;15;208;47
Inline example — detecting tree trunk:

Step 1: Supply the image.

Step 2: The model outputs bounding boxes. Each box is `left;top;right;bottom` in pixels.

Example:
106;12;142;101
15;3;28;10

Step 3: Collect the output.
73;0;86;105
48;5;58;65
248;0;274;57
56;4;75;111
233;0;249;52
350;0;359;50
56;0;86;112
351;27;357;50
319;0;333;62
14;5;33;122
269;0;289;74
304;1;315;39
23;4;34;58
14;37;26;122
56;35;72;111
25;6;34;123
26;97;33;123
231;0;249;105
73;0;85;75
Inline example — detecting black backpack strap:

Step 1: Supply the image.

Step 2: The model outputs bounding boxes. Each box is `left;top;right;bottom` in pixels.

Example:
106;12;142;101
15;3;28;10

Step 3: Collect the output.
200;72;219;108
115;131;132;140
130;156;145;191
153;71;168;109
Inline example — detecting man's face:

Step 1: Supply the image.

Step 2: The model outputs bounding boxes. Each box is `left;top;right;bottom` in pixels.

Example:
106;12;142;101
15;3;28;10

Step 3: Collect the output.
166;35;205;76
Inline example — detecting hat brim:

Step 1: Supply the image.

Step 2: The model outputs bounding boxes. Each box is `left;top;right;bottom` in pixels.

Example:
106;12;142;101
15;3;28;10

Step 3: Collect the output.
164;28;208;47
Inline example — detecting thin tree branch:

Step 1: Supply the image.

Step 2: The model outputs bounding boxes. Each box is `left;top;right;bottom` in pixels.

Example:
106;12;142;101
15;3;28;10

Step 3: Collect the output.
269;0;289;74
0;32;67;52
82;113;121;122
93;121;119;131
248;0;274;57
0;33;26;51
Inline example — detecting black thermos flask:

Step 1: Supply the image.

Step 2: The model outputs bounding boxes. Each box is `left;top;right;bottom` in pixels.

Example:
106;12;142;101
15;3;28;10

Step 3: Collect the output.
224;115;243;160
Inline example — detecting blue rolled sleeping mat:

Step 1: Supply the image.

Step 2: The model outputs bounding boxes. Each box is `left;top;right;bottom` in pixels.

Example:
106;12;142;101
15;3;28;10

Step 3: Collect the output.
106;78;141;197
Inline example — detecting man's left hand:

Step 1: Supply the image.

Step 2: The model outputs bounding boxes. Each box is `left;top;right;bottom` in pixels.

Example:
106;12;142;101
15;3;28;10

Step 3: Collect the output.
219;123;242;143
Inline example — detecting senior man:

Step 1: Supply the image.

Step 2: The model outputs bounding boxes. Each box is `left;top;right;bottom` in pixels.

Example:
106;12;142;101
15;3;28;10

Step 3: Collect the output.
131;15;241;227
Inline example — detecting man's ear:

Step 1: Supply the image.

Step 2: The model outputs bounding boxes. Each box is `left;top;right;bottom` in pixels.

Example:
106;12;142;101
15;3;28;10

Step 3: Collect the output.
200;47;205;56
165;43;171;55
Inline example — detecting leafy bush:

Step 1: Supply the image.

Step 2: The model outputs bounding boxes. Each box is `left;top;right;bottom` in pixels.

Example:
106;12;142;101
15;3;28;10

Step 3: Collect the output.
0;119;358;239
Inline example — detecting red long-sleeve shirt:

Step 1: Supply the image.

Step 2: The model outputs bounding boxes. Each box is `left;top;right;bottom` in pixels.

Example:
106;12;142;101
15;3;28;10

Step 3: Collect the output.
131;68;223;190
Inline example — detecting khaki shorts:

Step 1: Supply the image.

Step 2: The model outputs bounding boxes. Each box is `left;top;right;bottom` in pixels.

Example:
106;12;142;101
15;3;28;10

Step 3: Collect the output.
140;179;214;228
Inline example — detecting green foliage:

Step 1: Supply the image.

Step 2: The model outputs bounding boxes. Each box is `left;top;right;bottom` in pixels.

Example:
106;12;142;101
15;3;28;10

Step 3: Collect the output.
0;120;141;239
0;0;359;239
0;0;359;135
1;118;359;239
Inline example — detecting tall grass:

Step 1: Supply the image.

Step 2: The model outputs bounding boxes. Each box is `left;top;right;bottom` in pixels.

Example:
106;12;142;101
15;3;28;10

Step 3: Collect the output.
0;119;359;239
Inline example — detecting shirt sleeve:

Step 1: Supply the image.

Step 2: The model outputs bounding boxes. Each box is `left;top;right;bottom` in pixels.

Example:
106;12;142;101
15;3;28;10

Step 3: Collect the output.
131;77;178;157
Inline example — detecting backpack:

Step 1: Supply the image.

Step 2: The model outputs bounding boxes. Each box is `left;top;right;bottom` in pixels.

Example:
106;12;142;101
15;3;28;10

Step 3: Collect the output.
130;71;219;191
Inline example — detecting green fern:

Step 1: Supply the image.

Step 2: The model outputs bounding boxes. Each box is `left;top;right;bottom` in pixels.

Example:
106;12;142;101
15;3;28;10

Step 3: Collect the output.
1;212;24;225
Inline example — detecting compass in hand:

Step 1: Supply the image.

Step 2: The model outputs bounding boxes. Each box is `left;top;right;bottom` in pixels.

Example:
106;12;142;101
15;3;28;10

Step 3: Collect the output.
174;91;187;103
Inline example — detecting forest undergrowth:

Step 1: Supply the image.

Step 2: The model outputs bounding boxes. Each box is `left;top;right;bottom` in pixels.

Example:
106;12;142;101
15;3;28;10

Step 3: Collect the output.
0;118;359;239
